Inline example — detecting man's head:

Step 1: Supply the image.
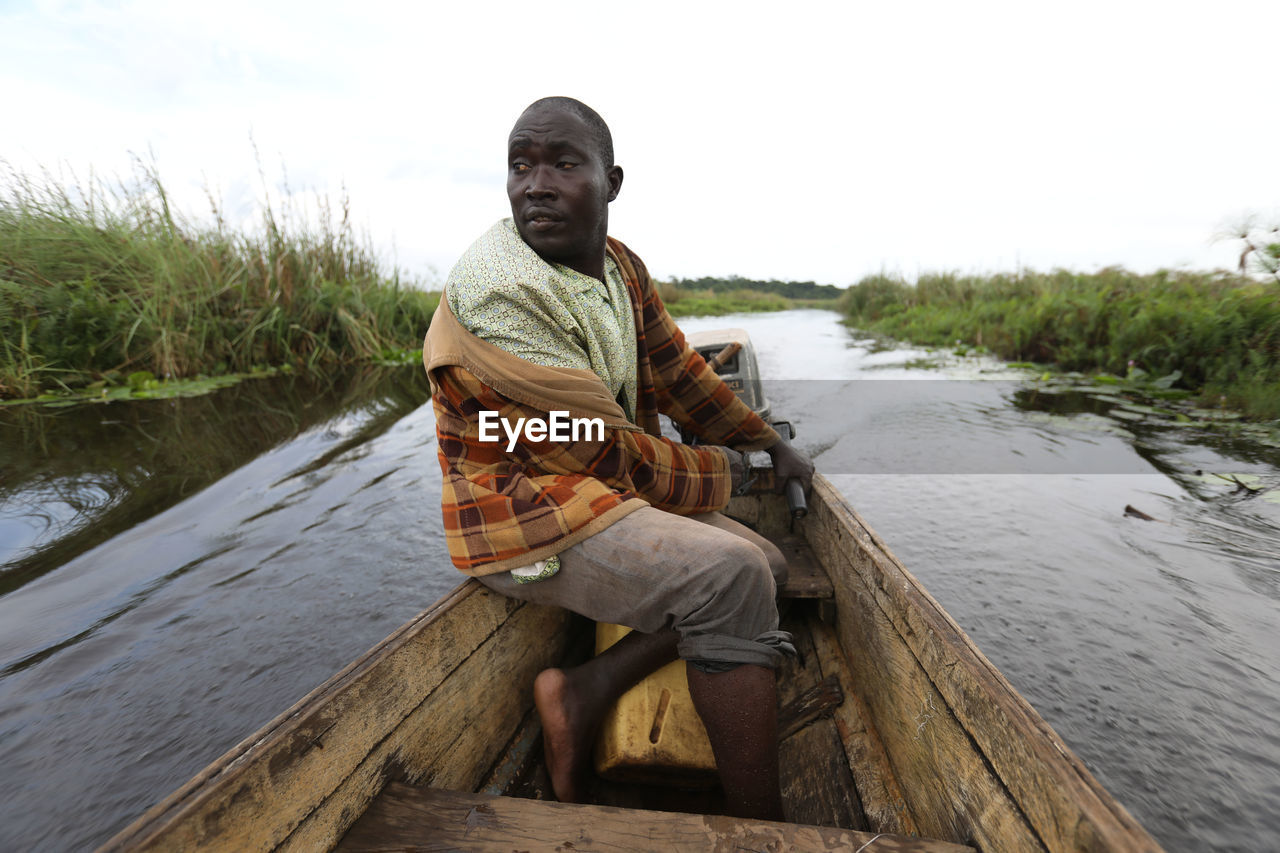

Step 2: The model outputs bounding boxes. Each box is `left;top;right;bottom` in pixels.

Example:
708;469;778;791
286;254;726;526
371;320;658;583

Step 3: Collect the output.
507;97;623;280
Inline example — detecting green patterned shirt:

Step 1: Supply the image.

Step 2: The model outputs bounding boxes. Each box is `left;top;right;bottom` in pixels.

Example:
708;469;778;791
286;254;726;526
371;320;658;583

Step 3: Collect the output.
446;219;638;421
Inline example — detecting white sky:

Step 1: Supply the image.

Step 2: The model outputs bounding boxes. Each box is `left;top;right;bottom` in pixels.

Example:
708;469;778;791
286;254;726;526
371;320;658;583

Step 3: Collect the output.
3;0;1277;286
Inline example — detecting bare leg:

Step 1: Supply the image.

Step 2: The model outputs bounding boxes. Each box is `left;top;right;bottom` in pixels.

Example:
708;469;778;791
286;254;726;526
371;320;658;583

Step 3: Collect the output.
534;628;679;803
687;664;784;821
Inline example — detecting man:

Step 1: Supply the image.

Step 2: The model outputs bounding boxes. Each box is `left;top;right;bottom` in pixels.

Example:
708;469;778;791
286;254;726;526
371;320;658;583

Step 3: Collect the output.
422;96;814;820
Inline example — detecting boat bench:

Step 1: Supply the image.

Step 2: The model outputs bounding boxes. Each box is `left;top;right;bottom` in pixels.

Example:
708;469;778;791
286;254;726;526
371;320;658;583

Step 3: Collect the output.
774;532;834;601
335;784;976;852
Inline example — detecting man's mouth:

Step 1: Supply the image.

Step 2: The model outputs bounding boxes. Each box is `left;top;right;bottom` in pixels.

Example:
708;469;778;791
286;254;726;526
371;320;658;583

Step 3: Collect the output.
525;208;563;230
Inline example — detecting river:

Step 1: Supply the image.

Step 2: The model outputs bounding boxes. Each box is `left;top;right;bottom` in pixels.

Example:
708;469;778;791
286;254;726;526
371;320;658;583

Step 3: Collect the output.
1;309;1276;851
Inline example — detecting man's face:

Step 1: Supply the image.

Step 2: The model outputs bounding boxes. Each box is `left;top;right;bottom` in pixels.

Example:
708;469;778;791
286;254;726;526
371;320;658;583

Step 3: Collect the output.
507;106;622;278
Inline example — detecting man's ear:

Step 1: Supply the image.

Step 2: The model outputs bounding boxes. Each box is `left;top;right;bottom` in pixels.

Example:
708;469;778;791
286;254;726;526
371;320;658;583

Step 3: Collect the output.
606;165;623;202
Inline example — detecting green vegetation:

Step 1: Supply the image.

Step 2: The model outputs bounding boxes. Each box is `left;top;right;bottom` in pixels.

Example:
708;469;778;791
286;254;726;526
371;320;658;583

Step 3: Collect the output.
668;274;842;300
656;275;842;318
0;161;438;401
840;268;1280;420
659;282;792;318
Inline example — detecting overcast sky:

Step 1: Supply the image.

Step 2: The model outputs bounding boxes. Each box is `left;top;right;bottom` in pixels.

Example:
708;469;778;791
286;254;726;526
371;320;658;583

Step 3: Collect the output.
3;0;1277;286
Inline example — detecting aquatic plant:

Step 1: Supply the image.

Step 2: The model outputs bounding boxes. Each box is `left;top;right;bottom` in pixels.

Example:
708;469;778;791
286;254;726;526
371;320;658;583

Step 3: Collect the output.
0;159;438;400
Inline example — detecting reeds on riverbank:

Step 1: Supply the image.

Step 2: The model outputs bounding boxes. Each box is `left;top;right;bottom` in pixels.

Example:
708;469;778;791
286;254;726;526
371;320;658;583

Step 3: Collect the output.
840;268;1280;419
0;162;438;399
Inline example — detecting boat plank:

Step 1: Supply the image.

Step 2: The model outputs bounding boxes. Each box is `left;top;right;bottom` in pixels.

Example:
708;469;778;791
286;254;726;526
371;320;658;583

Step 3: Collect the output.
807;495;1044;850
334;784;976;853
781;716;868;831
479;709;550;799
279;598;571;851
776;614;868;831
775;533;834;599
778;674;843;741
809;476;1162;852
808;618;920;838
101;583;567;853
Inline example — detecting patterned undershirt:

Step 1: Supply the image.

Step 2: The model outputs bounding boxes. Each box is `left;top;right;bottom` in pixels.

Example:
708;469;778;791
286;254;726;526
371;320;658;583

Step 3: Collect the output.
446;218;638;421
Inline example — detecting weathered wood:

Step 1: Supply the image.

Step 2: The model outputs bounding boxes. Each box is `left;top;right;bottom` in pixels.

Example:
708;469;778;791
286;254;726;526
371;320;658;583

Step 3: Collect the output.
780;718;869;832
103;474;1161;853
280;597;569;851
334;784;976;852
808;475;1163;852
726;488;792;537
808;493;1043;849
776;612;868;832
479;709;548;798
101;582;569;853
808;617;920;838
775;533;835;599
778;674;843;741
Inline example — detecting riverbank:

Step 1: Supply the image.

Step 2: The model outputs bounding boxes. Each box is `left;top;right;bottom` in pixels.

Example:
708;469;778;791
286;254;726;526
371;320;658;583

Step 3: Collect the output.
0;163;437;402
658;281;839;318
839;268;1280;420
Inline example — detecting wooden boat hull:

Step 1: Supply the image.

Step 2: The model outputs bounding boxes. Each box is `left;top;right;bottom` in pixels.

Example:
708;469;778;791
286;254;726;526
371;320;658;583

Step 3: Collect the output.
101;474;1162;852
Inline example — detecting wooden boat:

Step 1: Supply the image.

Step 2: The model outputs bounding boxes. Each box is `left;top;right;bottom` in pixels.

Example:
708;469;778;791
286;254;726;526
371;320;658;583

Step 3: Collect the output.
101;472;1163;852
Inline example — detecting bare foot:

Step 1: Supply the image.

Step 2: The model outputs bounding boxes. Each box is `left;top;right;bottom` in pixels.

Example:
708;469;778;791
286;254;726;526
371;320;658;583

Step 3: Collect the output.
533;667;596;803
532;630;679;803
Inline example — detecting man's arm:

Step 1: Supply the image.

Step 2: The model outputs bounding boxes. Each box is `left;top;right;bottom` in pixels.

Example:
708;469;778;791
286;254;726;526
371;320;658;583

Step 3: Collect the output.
609;239;780;451
435;364;735;514
609;240;815;492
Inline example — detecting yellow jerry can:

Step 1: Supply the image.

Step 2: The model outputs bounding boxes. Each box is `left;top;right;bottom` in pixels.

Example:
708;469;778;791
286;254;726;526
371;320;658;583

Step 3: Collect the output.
592;623;719;786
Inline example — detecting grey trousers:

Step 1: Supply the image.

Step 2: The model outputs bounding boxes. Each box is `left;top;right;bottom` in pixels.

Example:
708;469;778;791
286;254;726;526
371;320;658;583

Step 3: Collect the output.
475;507;792;669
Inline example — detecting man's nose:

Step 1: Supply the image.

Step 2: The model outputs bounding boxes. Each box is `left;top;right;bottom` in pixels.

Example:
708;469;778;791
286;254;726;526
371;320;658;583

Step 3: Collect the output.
525;166;557;198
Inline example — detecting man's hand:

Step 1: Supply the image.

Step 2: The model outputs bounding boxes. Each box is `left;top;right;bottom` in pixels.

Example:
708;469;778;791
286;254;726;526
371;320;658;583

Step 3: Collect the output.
765;440;815;494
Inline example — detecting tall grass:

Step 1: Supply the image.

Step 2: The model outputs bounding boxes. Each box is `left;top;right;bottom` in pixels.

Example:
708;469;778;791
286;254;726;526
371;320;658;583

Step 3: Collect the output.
0;161;438;399
840;268;1280;419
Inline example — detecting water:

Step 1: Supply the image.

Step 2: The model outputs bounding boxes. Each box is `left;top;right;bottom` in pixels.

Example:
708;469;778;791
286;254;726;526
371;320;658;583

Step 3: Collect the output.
0;367;452;850
2;310;1278;851
682;311;1280;852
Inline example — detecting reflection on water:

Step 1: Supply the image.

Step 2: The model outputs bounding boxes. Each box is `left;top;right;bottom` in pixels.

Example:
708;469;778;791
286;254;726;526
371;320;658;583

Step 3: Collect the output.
0;368;432;597
1;310;1278;852
0;366;450;851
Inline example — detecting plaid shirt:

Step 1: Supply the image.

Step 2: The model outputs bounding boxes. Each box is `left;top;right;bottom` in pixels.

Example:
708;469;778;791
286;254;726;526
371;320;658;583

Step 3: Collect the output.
425;236;779;575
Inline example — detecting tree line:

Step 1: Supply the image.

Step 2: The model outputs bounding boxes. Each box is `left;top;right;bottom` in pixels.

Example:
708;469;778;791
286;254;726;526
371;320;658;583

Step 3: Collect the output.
666;275;842;300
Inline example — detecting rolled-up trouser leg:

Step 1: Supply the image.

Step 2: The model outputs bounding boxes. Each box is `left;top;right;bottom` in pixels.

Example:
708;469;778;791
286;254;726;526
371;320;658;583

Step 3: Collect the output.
473;506;793;670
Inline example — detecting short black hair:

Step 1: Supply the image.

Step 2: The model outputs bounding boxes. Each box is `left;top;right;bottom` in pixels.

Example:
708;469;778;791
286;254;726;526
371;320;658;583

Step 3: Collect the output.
520;96;615;168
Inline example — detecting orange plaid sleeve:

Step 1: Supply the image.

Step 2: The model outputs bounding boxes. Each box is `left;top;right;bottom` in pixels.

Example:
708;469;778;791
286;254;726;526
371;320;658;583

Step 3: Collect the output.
433;365;731;573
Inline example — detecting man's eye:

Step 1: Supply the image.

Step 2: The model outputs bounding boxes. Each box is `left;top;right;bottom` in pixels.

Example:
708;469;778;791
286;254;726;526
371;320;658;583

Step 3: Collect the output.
557;161;577;169
511;163;530;173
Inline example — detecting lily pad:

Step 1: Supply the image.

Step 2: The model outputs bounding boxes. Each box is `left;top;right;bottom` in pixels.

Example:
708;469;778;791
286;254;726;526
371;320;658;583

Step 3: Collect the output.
1085;387;1127;400
1186;409;1244;421
1116;403;1177;418
1189;472;1266;491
